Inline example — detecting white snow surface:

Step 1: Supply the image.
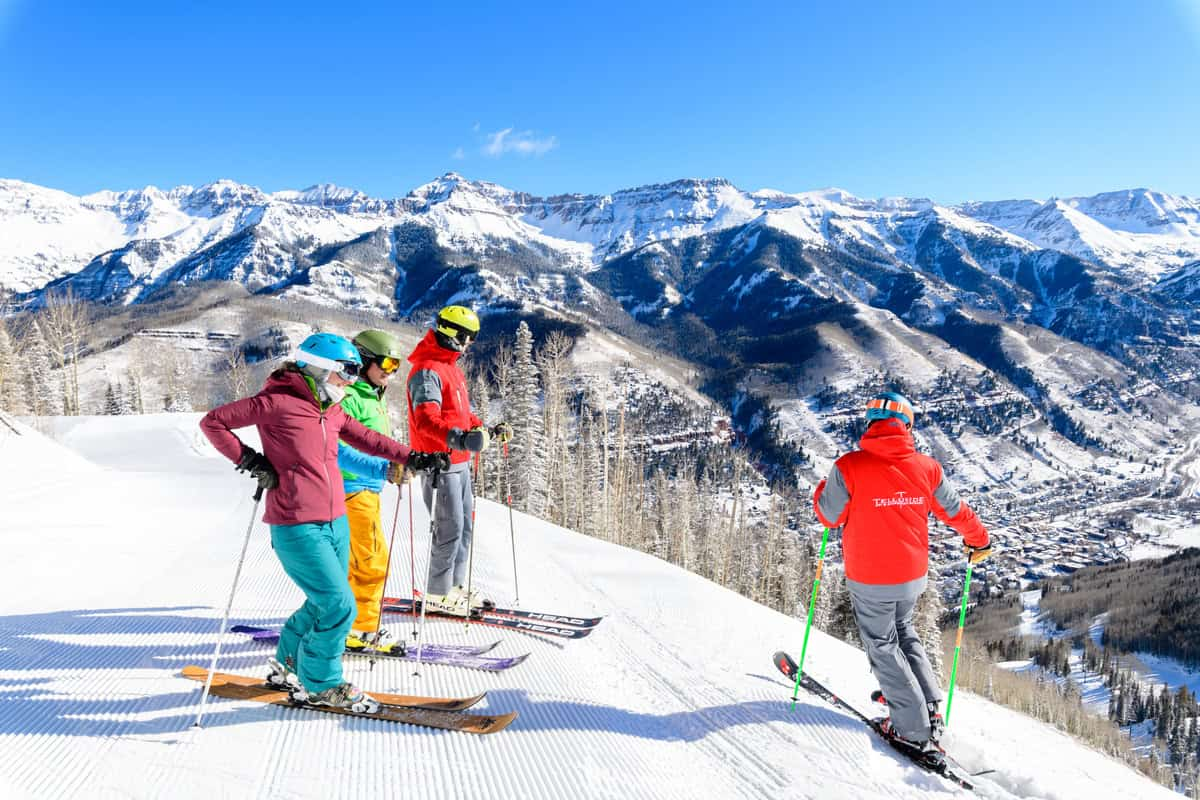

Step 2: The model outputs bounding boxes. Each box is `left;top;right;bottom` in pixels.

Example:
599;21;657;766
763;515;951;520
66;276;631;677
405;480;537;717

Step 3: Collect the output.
0;414;1177;800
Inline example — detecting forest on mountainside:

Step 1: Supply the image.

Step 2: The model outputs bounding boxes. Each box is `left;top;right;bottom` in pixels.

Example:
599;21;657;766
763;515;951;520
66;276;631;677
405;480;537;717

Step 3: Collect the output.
1039;547;1200;669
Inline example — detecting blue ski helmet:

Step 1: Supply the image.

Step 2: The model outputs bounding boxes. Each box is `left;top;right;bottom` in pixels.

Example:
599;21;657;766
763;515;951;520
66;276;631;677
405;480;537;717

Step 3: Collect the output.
295;332;362;378
865;391;915;429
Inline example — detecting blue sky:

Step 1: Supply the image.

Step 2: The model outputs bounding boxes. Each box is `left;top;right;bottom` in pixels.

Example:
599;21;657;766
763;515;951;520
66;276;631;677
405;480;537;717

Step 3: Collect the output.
0;0;1197;202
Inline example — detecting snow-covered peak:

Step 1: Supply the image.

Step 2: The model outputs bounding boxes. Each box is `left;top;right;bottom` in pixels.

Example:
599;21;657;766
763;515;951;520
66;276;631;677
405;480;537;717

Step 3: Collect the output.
1064;187;1200;233
406;172;524;211
958;188;1200;279
177;179;269;216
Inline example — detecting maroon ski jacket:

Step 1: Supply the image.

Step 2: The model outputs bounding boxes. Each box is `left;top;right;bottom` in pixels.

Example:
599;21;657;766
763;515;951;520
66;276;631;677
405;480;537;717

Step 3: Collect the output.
201;368;412;525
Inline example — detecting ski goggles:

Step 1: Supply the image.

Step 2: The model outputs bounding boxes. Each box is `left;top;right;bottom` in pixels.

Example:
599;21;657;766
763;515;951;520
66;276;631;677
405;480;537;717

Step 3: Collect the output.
376;356;401;374
335;361;361;381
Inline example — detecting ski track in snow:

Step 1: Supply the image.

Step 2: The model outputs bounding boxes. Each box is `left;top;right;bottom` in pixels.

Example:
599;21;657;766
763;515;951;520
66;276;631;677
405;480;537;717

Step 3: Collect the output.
0;414;1181;800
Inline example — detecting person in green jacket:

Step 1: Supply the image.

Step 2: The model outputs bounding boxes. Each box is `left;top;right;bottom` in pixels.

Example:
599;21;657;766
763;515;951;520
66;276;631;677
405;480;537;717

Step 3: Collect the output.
336;329;409;653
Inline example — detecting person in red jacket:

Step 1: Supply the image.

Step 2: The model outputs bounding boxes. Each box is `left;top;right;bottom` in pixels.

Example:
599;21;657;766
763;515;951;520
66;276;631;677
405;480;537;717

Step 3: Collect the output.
406;306;511;616
813;391;992;757
200;332;447;713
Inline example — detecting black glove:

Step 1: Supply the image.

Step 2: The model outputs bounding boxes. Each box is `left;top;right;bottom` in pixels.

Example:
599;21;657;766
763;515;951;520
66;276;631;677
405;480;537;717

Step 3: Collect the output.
449;427;490;452
236;445;278;490
407;451;451;473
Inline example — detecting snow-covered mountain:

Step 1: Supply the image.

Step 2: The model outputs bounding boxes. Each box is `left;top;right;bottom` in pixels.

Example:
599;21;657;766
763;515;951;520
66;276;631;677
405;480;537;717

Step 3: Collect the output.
960;189;1200;282
4;173;1199;495
0;413;1179;800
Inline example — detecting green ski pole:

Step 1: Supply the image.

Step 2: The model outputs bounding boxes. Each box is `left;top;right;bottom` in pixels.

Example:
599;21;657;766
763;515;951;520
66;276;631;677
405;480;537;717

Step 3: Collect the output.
944;562;974;724
791;527;831;709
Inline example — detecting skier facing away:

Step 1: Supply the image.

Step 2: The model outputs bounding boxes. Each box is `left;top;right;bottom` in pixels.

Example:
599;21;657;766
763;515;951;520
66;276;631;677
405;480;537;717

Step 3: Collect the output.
405;305;512;616
813;391;992;756
335;329;408;654
200;332;447;713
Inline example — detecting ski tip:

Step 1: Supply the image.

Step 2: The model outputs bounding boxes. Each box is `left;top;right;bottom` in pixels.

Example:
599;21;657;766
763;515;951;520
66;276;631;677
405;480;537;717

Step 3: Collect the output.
478;710;519;734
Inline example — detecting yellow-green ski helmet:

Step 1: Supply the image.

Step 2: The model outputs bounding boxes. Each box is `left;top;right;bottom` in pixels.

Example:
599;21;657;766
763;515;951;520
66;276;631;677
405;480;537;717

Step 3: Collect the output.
434;305;480;351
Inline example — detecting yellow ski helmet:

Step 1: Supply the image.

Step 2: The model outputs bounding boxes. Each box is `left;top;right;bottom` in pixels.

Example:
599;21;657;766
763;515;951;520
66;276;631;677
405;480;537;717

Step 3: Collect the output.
434;305;481;350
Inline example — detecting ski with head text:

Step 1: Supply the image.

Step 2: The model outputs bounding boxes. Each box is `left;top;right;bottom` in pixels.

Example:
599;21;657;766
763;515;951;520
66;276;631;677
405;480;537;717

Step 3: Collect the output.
772;651;981;792
229;625;527;671
381;599;593;640
383;596;603;629
182;666;515;733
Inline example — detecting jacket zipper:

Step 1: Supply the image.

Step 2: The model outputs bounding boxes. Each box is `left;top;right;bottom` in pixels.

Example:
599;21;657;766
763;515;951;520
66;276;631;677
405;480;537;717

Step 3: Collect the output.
319;413;334;521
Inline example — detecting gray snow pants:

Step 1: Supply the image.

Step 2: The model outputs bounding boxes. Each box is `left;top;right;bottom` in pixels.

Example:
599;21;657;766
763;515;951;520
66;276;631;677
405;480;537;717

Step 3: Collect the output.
422;463;474;596
847;576;941;742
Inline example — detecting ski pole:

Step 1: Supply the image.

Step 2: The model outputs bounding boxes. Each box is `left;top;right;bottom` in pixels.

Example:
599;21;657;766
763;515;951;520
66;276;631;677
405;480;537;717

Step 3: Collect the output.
413;468;441;677
464;451;481;630
504;442;520;606
369;476;405;670
944;562;974;725
790;526;830;710
408;479;417;638
192;486;263;729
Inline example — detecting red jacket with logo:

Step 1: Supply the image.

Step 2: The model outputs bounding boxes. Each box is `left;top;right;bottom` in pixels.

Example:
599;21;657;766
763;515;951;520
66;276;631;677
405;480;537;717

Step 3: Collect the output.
200;368;412;525
405;330;482;466
813;418;989;585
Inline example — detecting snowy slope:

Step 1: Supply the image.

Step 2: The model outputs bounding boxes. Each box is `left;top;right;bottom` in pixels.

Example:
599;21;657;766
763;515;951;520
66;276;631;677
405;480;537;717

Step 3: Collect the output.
0;414;1176;800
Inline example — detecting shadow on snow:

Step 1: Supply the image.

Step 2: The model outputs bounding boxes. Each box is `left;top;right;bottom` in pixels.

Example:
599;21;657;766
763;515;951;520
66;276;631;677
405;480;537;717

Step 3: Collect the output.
0;606;866;744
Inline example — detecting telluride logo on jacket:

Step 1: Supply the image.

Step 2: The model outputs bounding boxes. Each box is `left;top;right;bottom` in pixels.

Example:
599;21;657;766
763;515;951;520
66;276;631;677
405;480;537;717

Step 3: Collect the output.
873;492;926;509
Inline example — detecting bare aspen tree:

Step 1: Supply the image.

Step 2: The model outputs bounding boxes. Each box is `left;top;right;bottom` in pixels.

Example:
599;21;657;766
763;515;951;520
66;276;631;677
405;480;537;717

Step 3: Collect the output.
162;348;194;412
22;321;63;418
39;287;90;415
0;319;20;413
652;469;670;559
611;394;628;544
537;332;573;526
469;370;493;498
224;344;252;403
722;453;744;587
675;464;695;572
489;341;514;501
915;583;946;681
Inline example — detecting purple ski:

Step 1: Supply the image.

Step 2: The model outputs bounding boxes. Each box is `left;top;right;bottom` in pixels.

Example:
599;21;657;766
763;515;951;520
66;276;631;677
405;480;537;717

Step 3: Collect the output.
230;625;526;672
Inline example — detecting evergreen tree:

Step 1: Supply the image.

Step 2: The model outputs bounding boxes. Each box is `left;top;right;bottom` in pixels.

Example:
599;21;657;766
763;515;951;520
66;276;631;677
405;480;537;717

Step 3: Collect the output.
506;322;546;515
103;381;124;415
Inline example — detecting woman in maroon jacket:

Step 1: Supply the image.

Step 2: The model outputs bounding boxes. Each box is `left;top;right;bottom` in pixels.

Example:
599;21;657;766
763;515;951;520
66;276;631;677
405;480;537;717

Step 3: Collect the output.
201;333;446;712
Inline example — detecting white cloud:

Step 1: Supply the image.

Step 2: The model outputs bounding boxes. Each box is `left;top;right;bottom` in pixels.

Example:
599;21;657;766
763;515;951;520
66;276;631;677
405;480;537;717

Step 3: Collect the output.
451;147;466;160
481;127;558;158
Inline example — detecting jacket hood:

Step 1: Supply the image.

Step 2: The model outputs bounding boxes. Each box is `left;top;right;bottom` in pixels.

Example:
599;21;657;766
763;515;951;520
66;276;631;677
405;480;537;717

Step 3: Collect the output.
265;367;320;404
408;329;462;366
857;418;917;461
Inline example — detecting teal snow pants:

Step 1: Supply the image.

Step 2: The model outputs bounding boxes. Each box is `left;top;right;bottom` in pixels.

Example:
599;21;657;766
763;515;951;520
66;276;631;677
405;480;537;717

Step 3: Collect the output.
270;516;354;693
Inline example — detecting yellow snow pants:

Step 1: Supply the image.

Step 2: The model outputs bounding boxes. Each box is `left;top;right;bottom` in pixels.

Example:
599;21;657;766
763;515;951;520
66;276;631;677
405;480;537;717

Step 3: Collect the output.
345;490;389;632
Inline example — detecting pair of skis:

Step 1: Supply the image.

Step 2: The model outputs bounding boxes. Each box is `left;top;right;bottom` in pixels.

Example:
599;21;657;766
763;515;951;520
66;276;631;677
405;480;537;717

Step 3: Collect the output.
381;596;602;641
182;665;515;734
773;651;985;792
230;625;527;671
